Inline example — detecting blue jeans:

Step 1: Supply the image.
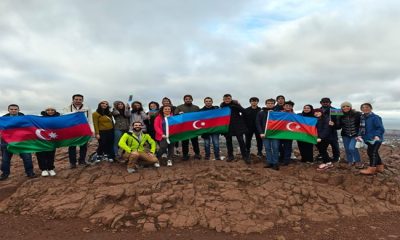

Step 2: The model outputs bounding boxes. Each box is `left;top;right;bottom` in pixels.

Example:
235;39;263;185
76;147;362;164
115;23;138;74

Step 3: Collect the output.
1;144;34;176
342;136;360;163
114;129;124;157
263;138;279;165
203;134;220;159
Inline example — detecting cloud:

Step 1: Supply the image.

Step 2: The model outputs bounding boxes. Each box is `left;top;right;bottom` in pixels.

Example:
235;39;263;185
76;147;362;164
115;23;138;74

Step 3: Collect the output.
0;0;399;129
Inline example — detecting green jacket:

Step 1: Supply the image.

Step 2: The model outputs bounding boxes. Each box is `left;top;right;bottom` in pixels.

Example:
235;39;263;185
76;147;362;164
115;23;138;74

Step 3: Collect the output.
118;132;156;154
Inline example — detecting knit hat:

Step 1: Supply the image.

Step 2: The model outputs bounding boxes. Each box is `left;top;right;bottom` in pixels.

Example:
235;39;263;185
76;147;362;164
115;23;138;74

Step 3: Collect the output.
340;101;352;108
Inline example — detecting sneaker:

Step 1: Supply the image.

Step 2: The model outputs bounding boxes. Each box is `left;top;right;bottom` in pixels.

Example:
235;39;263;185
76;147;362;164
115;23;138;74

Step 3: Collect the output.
108;158;114;163
70;164;77;169
161;153;167;159
0;174;9;181
154;162;160;168
127;168;136;173
194;154;201;160
48;170;56;176
41;170;49;177
167;160;173;167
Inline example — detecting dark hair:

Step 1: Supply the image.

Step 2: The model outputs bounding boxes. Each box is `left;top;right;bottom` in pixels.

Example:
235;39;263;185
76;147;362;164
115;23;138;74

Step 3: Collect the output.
131;101;144;113
96;101;111;115
320;97;331;103
284;100;295;106
8;104;19;109
223;94;232;98
183;95;193;100
148;101;160;110
158;105;172;117
132;121;143;126
265;98;276;104
360;103;373;109
72;94;84;100
162;97;172;106
302;104;314;116
249;97;259;103
276;95;285;101
204;97;213;102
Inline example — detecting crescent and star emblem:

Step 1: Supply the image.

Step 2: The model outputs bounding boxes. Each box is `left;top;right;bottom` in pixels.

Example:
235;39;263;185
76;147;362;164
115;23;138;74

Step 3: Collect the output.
286;122;301;132
193;120;206;129
35;129;58;140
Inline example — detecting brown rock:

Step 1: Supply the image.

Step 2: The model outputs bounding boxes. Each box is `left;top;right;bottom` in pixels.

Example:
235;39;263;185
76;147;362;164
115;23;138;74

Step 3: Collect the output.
137;195;151;207
143;222;157;232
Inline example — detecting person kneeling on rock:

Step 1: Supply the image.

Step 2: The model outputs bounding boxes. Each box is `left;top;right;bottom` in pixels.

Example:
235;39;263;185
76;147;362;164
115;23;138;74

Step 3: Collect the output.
118;121;160;173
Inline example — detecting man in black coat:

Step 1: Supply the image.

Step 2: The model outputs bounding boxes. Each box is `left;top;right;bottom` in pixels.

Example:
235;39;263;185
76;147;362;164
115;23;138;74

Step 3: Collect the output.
220;94;249;164
244;97;263;157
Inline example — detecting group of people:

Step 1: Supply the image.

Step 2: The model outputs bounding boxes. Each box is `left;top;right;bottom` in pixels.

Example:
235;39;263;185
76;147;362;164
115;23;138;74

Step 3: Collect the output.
0;93;385;180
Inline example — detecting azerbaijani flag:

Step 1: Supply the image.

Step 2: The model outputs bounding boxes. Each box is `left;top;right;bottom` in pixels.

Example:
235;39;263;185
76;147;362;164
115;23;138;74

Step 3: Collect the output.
0;112;92;153
265;112;318;144
330;108;343;116
167;107;231;143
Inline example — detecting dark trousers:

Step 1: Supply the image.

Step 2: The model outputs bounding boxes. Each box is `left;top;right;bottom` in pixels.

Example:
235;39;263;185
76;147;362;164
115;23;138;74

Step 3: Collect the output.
316;140;331;163
330;138;340;161
1;144;34;176
281;139;293;164
225;134;247;158
245;129;263;154
36;150;56;171
157;139;174;159
366;141;382;166
181;137;200;157
68;143;88;165
297;141;314;162
97;129;115;158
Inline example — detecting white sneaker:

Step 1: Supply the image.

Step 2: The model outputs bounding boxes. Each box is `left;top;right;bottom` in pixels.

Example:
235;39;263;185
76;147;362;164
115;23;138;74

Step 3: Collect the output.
161;153;167;159
154;162;160;168
127;168;136;173
48;170;56;176
41;170;49;177
167;160;173;167
108;158;114;163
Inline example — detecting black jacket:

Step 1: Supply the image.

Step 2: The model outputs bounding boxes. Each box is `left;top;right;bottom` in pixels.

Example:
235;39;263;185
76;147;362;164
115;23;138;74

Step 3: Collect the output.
255;107;274;135
220;101;247;136
338;110;361;137
244;106;261;132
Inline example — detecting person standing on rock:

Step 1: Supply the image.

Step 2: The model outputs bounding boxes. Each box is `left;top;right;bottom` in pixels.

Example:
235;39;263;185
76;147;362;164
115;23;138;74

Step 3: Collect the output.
338;101;362;168
314;108;336;171
244;97;263;158
256;98;279;170
154;105;174;166
297;104;315;163
358;103;385;175
175;95;201;161
319;97;341;162
119;121;160;173
200;97;221;160
63;94;93;168
92;100;115;162
0;104;36;180
36;106;60;177
220;94;249;164
279;101;296;166
111;101;131;160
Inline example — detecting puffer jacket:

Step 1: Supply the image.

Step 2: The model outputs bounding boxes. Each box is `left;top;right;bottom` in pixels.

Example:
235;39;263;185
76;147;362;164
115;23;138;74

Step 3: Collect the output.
339;110;361;137
118;132;156;154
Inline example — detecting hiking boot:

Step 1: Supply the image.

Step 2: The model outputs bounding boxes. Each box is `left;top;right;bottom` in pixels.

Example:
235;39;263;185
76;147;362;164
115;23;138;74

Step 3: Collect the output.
272;164;280;171
194;154;201;160
27;173;37;178
376;164;384;173
0;174;9;181
360;167;377;175
227;156;234;162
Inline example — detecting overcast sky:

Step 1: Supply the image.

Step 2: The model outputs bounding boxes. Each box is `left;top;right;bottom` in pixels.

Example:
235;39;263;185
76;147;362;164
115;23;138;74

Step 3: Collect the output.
1;0;399;129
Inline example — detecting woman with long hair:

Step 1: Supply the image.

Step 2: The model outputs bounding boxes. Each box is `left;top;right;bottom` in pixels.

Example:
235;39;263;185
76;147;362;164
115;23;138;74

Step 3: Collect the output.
92;101;115;162
154;105;174;166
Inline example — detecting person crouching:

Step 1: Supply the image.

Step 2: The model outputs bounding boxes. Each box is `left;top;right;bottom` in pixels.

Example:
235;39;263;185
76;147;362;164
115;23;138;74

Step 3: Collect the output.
118;121;160;173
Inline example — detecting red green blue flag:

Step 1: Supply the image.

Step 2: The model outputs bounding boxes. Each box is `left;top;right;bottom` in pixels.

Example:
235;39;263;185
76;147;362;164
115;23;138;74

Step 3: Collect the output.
0;112;92;153
167;107;231;143
265;112;318;144
330;108;343;116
